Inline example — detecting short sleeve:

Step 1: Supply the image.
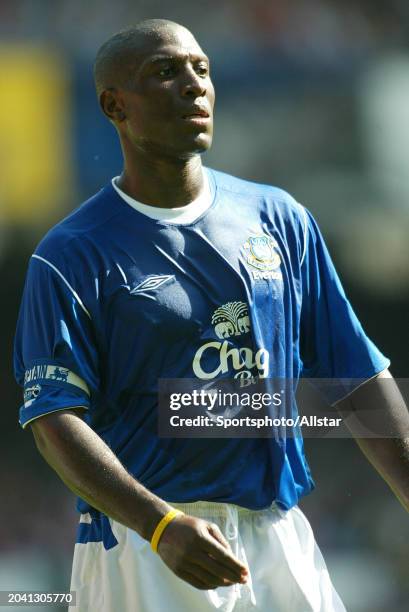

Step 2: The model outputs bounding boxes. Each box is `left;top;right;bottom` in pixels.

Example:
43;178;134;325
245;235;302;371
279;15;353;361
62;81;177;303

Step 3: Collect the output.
299;208;389;403
14;255;99;428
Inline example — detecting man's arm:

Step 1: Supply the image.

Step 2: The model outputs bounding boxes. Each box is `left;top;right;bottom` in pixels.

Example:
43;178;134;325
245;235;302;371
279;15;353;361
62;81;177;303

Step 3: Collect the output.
336;369;409;512
30;410;248;590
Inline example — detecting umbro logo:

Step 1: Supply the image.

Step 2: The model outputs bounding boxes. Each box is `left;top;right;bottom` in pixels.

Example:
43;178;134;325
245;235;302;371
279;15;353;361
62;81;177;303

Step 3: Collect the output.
131;275;174;294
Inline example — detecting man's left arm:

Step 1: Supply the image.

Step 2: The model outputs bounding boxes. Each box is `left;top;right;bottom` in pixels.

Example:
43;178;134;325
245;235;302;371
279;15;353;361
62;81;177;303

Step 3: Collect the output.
336;369;409;512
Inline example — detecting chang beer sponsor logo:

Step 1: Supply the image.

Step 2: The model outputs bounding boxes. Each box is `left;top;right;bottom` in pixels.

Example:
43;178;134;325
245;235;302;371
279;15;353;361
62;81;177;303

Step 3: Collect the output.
192;301;269;380
211;301;250;339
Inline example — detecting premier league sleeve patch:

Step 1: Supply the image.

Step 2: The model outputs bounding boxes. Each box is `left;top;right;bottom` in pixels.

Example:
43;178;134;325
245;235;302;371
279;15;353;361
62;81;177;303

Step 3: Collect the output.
24;364;90;397
20;363;91;428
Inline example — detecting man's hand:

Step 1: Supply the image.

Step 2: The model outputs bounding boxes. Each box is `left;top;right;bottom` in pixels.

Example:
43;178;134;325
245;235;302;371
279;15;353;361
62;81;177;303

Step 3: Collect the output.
157;514;248;590
30;409;249;590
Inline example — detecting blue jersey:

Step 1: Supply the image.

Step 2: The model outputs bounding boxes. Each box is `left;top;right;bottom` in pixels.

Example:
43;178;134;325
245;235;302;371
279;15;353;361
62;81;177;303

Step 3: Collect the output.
14;168;389;514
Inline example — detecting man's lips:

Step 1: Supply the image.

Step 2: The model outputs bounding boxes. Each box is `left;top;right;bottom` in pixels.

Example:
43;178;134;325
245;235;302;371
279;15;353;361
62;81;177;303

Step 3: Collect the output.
182;108;210;119
181;108;211;128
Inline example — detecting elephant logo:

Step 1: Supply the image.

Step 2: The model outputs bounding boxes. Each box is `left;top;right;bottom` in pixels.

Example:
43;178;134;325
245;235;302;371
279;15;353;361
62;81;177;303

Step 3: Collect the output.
211;301;250;339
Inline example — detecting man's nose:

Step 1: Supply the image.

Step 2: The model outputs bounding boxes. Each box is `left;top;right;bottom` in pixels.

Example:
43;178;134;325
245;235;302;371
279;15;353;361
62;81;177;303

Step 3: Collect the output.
180;66;206;97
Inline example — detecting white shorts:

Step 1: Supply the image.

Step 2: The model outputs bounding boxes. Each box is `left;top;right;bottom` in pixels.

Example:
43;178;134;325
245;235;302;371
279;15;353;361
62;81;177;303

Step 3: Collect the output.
69;501;347;612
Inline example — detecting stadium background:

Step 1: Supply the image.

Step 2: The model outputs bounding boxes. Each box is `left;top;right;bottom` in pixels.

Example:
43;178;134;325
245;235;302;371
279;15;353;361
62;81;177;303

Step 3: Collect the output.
1;1;408;610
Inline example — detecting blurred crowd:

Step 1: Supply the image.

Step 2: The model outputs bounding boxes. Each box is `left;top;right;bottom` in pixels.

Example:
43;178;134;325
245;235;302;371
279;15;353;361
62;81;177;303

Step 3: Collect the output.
1;2;408;611
1;0;408;64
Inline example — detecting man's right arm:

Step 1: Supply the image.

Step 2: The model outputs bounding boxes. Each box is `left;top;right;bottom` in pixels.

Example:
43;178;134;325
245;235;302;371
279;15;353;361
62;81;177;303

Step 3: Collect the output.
30;410;248;590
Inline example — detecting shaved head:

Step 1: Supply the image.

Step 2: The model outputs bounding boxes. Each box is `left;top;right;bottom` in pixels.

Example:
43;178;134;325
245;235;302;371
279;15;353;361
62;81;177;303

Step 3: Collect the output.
94;19;214;162
94;19;195;96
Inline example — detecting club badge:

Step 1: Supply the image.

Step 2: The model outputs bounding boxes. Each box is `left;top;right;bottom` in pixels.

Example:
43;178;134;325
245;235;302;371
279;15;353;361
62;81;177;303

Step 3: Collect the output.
243;234;281;271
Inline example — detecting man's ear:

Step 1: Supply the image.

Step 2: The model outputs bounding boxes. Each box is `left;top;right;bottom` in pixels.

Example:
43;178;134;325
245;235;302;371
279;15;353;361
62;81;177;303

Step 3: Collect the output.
99;89;126;122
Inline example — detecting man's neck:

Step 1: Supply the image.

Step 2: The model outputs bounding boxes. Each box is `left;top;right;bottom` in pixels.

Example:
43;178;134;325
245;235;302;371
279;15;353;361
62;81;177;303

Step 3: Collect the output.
117;153;204;209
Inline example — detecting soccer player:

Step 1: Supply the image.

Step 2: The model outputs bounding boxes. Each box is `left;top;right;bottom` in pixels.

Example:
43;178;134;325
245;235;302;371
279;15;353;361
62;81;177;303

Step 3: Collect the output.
14;19;409;612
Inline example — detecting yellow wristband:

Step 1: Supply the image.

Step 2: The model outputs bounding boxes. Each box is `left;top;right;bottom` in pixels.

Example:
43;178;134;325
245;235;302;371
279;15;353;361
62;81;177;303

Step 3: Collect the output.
151;509;184;553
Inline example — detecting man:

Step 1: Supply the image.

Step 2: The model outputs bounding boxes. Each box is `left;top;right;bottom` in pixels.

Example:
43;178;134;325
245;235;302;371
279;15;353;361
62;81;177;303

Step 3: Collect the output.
14;19;409;612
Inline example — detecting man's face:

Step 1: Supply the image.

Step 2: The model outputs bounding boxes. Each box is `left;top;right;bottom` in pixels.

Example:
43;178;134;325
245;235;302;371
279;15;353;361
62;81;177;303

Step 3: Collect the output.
112;27;215;159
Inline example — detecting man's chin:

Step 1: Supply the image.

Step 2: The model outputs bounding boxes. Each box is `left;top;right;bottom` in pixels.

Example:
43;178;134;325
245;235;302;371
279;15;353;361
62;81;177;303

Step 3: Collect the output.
180;133;213;156
138;133;213;160
160;135;212;160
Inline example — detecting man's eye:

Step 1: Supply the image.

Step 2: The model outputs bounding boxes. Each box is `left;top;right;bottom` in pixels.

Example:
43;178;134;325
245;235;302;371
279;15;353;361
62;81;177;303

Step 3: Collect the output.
158;67;174;78
196;64;209;76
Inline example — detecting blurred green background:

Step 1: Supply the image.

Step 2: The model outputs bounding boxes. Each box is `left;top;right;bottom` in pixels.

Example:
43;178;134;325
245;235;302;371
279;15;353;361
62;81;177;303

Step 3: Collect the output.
1;1;408;610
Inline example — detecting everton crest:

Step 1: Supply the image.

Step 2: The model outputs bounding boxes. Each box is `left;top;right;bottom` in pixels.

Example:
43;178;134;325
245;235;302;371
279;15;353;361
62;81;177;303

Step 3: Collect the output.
243;234;281;271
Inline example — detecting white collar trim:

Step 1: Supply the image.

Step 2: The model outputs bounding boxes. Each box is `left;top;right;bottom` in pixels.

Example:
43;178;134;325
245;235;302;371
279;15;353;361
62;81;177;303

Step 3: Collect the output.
111;170;212;224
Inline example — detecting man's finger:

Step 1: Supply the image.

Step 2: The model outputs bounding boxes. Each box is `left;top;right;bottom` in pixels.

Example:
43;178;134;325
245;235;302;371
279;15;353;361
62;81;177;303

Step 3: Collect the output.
201;535;248;576
194;550;246;584
186;563;236;589
207;522;230;549
177;569;209;591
